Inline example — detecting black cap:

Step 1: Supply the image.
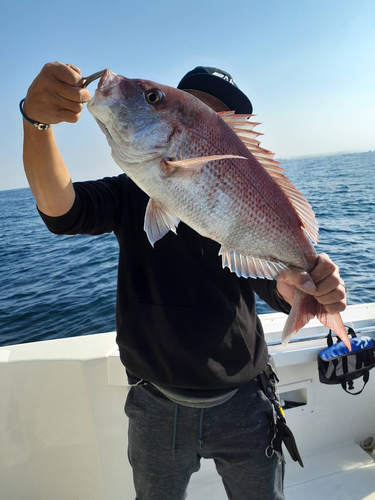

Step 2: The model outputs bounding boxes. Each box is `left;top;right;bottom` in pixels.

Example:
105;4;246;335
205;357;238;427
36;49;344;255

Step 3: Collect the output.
177;66;253;114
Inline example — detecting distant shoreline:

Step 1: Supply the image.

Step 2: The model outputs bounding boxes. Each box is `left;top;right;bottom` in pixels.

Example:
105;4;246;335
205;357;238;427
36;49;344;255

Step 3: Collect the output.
277;149;373;162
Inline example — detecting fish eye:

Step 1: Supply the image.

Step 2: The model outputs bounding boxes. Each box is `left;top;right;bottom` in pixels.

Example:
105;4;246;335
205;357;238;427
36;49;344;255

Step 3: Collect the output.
145;89;164;105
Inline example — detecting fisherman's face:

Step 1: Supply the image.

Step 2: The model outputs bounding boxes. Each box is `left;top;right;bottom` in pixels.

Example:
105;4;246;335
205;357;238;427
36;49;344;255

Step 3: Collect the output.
185;89;230;112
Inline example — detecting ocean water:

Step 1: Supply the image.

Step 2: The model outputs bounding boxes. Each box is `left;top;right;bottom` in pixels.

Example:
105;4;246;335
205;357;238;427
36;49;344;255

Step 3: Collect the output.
1;152;375;347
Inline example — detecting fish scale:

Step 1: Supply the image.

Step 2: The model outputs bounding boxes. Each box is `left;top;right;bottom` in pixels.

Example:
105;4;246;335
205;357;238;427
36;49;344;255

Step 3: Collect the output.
87;68;351;350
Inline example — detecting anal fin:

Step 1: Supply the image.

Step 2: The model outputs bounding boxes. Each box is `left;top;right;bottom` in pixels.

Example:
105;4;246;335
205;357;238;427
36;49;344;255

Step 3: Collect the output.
219;248;288;279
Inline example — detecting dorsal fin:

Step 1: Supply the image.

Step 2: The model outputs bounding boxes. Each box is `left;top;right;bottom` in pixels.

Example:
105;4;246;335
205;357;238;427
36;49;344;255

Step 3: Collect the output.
218;111;319;244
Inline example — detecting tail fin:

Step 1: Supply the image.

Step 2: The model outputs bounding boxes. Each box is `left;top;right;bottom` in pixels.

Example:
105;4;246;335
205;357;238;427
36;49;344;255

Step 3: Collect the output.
281;289;351;351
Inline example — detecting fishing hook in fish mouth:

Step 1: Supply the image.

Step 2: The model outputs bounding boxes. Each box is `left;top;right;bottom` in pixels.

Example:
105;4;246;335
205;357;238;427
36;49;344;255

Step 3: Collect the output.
82;70;106;88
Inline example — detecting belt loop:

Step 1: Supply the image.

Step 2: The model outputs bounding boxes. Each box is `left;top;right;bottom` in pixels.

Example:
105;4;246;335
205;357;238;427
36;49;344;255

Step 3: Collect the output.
172;404;179;458
199;408;204;449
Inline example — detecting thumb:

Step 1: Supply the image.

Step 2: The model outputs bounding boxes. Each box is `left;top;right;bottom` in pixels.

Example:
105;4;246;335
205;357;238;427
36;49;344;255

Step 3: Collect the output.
282;268;316;294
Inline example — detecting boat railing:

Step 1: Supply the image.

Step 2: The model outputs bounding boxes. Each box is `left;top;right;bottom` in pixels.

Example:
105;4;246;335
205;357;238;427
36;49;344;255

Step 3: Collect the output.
267;325;375;346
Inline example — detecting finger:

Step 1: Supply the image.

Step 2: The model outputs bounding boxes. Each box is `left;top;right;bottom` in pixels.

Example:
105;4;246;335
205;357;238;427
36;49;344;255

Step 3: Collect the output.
57;108;82;123
36;90;84;118
313;274;341;297
65;63;82;75
322;300;347;314
44;61;83;86
309;253;337;285
53;94;84;114
315;286;346;305
55;81;91;103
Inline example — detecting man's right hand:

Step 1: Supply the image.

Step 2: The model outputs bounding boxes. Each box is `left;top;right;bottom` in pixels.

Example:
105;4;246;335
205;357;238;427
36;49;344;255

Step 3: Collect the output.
23;62;91;126
22;62;92;216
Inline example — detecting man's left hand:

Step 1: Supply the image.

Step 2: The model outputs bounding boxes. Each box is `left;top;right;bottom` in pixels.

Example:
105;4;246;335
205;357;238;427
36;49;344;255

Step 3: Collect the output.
276;253;347;313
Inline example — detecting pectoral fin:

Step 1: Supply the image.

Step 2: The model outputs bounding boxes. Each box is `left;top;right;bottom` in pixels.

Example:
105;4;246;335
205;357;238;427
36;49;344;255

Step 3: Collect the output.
165;154;247;170
144;198;180;246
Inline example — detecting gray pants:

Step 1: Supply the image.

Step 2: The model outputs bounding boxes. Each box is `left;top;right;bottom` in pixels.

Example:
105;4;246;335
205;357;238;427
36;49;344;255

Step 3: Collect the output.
125;379;285;500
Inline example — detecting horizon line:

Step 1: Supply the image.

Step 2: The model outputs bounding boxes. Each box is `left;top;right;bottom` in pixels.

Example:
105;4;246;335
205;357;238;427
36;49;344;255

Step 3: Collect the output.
1;150;374;192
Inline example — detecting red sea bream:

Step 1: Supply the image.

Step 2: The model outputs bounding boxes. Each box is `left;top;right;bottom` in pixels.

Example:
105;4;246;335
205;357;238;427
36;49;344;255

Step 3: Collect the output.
87;69;350;350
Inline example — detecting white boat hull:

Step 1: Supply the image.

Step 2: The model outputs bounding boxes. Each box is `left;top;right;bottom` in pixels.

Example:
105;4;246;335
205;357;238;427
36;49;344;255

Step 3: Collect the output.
1;303;375;500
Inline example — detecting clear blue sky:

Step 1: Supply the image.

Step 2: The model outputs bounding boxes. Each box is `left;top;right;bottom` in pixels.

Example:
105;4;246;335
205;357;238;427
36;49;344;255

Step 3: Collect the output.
2;0;375;190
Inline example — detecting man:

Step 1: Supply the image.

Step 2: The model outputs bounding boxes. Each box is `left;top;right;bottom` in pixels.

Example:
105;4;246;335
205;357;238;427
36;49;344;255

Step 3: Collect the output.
22;63;346;500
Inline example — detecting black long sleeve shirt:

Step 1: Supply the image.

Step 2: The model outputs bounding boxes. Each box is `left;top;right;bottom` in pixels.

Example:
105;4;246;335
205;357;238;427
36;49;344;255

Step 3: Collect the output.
39;174;290;392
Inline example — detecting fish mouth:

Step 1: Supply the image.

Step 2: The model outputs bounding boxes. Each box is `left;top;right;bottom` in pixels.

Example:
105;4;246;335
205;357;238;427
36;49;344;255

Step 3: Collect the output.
98;69;120;90
88;68;122;111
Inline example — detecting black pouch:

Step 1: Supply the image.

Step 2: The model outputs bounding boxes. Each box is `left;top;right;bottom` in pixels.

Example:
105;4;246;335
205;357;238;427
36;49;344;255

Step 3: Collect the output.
318;327;375;395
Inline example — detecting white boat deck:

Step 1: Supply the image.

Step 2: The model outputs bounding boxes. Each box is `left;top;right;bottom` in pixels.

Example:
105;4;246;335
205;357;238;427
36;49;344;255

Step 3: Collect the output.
1;303;375;500
188;445;375;500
